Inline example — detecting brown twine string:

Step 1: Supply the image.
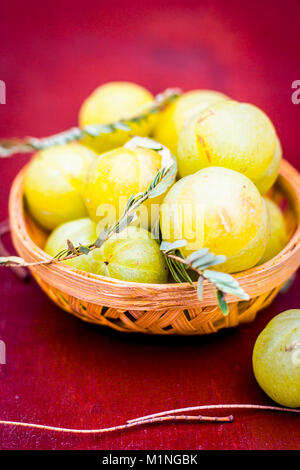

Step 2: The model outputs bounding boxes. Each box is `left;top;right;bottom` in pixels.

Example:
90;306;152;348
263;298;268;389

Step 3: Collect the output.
1;403;299;436
128;403;300;424
0;414;233;435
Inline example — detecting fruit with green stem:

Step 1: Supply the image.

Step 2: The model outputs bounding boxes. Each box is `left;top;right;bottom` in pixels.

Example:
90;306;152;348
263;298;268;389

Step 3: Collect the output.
154;89;229;155
160;166;270;273
253;310;300;408
79;81;154;153
45;222;169;283
24;143;96;230
177;100;281;194
90;226;169;283
255;138;282;195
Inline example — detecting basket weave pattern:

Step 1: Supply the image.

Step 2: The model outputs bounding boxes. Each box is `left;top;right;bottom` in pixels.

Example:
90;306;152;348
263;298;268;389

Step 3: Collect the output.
9;160;300;335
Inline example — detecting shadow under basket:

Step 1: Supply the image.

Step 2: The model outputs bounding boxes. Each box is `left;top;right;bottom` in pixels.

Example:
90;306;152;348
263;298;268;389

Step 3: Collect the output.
9;159;300;335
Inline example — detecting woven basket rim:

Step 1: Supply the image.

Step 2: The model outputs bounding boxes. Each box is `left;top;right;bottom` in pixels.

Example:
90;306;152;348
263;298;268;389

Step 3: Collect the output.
9;159;300;309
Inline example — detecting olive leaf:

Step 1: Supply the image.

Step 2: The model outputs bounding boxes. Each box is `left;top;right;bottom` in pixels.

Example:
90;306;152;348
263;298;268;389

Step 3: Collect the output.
160;240;187;253
216;290;229;316
197;277;204;300
160;241;249;315
94;228;110;248
0;88;181;157
77;245;91;255
202;270;249;300
67;240;77;254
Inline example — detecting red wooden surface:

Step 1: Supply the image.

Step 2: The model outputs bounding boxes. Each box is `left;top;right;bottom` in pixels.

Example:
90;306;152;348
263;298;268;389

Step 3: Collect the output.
0;0;300;450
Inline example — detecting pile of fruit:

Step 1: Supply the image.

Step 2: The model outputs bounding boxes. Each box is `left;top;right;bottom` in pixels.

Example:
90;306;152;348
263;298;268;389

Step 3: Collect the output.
22;81;288;284
4;82;300;408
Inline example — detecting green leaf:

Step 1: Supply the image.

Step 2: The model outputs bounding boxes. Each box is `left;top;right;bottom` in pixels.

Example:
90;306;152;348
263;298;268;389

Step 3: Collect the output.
203;270;249;300
84;124;112;135
78;245;90;255
148;164;177;199
203;270;235;283
165;256;182;283
160;240;187;253
113;122;131;131
135;137;163;150
67;239;77;254
115;213;137;233
217;290;229;316
151;217;161;242
195;255;227;270
197;277;204;300
185;248;209;264
124;194;136;210
165;254;193;284
0;88;181;157
94;228;109;248
54;248;70;259
279;274;296;293
185;249;226;271
191;253;216;269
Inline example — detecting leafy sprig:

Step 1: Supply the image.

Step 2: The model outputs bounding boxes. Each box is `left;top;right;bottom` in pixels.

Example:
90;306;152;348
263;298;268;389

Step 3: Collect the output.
160;240;249;315
0;130;249;313
0;137;177;267
0;88;181;157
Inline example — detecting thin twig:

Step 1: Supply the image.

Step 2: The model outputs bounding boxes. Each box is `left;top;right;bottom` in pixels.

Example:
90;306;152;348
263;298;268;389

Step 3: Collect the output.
0;220;30;281
0;141;177;269
165;252;188;265
128;403;300;424
0;414;233;435
0;88;181;157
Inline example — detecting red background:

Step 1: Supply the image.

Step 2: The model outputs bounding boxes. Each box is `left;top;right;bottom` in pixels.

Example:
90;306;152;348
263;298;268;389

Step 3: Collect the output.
0;0;300;450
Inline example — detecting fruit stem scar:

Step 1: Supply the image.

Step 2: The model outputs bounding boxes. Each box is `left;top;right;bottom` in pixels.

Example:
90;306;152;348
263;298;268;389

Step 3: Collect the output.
218;208;232;232
285;340;300;352
197;109;215;126
197;135;212;162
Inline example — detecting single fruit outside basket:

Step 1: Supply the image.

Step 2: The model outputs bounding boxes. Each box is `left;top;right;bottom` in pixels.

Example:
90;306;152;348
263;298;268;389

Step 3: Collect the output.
253;310;300;408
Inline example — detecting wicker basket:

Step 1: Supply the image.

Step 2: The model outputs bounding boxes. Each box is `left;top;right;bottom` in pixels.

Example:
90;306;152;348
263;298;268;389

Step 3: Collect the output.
9;159;300;335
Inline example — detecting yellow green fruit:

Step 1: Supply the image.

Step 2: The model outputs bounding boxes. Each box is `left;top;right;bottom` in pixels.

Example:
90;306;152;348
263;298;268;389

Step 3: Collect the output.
255;138;282;194
177;100;281;194
154;89;229;154
79;81;154;153
84;146;166;230
45;222;168;283
160;166;269;273
90;226;169;283
259;197;288;264
45;218;97;272
24;143;96;230
253;310;300;408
